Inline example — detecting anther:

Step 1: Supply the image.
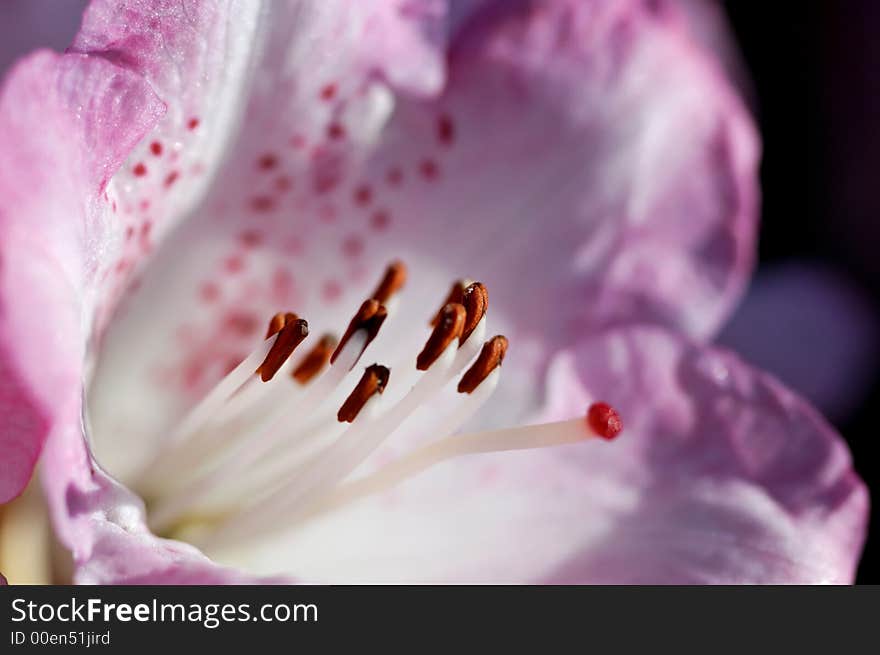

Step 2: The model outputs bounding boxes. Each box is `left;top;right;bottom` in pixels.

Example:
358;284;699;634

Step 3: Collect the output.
370;260;407;305
265;312;296;339
460;282;488;344
293;334;338;384
331;299;388;365
416;303;467;370
338;364;391;422
430;281;466;325
458;335;508;393
587;402;623;441
257;317;309;382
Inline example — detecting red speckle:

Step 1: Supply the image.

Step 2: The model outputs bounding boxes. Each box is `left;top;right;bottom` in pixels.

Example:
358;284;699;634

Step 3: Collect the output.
284;236;305;255
437;113;455;146
239;229;264;248
133;162;147;177
327;122;346;140
271;267;296;302
322;279;342;302
386;168;403;186
587;402;623;441
187;117;200;131
370;210;391;231
290;134;307;149
112;201;118;213
140;221;153;238
257;153;278;170
250;195;277;213
354;185;372;207
275;176;293;192
125;226;134;240
224;311;259;337
224;255;245;274
199;281;220;303
320;83;337;101
164;171;180;188
150;141;163;156
419;159;439;180
318;205;337;223
341;235;364;258
139;199;151;212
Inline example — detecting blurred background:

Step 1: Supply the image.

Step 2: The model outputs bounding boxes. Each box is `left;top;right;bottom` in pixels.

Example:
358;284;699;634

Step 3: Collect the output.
0;1;877;582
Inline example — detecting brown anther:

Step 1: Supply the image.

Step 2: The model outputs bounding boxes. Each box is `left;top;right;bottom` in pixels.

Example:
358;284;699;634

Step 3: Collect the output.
370;260;407;305
416;303;466;370
460;282;488;344
257;317;309;382
292;333;338;384
457;335;508;393
331;299;388;365
265;312;297;339
430;280;466;325
338;364;391;422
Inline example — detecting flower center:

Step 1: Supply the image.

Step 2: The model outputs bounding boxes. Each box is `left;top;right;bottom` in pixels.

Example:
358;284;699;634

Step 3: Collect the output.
130;262;621;551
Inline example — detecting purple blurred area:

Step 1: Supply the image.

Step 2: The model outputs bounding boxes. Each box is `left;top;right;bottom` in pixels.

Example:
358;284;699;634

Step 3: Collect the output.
0;0;87;77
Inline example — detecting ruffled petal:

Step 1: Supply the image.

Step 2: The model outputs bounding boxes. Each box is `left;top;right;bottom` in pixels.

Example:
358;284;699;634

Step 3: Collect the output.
214;325;866;583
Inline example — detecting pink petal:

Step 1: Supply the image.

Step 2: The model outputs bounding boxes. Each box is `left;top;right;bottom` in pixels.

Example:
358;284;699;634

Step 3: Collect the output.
0;50;164;503
229;325;865;583
89;0;759;478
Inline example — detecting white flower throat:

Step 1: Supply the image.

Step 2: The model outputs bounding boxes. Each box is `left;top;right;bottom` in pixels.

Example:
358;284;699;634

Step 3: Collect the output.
131;262;622;550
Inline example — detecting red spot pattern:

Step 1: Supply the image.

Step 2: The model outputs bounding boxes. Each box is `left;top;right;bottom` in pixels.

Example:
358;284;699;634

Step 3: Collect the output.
370;210;391;231
164;171;180;188
354;185;372;207
386;168;403;186
187;117;200;130
250;195;277;213
133;162;147;177
322;279;342;302
341;235;364;258
274;176;293;192
320;83;337;101
224;255;245;274
150;141;163;156
257;153;278;170
239;229;264;248
327;122;346;140
419;159;439;180
199;282;220;303
437;114;455;146
223;311;259;338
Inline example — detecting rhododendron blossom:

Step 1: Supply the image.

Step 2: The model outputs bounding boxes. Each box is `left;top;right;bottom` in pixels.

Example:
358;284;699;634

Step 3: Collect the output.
0;0;868;584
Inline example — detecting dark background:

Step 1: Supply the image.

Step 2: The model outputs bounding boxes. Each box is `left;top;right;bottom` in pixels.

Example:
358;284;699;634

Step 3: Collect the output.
723;2;879;582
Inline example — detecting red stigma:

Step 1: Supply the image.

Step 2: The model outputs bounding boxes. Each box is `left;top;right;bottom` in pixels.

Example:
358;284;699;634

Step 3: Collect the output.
587;402;622;441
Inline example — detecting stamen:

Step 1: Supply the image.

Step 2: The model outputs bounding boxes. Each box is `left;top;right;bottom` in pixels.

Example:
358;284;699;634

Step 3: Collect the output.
332;299;388;366
458;336;508;393
292;334;338;384
144;262;625;552
460;282;488;344
369;260;407;304
338;364;391;422
587;402;623;440
416;303;466;370
257;316;309;381
430;280;466;325
265;311;290;339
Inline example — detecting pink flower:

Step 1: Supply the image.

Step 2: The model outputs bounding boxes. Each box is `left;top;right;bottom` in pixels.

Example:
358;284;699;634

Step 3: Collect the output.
0;0;867;583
